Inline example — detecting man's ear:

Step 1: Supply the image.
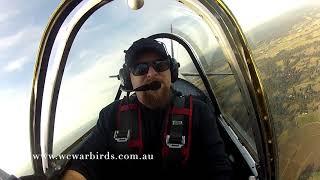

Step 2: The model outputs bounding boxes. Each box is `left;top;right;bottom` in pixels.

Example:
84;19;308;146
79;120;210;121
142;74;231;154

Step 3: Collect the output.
119;66;133;91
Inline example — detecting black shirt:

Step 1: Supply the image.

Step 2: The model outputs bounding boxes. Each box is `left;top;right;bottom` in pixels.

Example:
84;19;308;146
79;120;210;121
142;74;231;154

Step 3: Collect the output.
66;95;232;179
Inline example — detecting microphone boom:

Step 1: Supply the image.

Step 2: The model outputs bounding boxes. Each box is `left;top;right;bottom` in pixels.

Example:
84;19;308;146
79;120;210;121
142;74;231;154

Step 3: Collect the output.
133;81;161;91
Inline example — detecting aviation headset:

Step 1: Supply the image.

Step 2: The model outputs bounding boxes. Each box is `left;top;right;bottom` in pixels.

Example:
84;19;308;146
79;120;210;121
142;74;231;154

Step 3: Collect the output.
118;38;180;91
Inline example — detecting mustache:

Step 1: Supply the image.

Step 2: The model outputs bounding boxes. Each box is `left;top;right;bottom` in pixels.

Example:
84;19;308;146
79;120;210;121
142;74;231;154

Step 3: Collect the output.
144;78;163;85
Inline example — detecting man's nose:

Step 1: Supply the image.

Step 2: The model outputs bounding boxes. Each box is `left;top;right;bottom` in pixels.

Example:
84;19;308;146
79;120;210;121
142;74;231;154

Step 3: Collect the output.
146;65;158;78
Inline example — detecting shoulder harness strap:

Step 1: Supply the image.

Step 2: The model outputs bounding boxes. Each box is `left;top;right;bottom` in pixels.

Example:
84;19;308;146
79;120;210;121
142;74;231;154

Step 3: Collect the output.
162;95;193;166
113;100;143;154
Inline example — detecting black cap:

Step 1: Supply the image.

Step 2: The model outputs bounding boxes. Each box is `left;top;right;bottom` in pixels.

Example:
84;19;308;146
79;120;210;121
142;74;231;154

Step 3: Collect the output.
124;38;169;66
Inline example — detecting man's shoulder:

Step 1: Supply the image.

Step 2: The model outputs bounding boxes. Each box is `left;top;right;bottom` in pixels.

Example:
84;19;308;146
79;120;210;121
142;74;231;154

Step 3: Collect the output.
179;95;209;107
100;96;138;113
191;96;208;106
99;99;121;114
182;95;216;114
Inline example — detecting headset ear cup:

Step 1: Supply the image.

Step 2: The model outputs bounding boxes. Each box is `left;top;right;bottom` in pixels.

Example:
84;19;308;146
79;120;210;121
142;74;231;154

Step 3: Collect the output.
119;66;133;91
170;58;179;82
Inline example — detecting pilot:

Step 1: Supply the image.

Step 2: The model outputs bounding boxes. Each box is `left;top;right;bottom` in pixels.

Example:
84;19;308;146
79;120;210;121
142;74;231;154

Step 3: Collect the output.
62;37;232;180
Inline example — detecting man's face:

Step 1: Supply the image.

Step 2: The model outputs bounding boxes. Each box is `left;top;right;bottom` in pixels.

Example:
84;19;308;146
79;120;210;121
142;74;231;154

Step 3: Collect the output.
129;51;171;109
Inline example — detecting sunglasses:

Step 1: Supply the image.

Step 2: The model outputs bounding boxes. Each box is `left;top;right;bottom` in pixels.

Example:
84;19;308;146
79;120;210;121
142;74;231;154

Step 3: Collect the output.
129;59;170;76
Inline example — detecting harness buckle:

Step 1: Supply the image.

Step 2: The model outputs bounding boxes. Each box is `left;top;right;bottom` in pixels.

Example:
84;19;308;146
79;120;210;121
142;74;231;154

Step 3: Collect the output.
114;130;130;142
166;135;185;148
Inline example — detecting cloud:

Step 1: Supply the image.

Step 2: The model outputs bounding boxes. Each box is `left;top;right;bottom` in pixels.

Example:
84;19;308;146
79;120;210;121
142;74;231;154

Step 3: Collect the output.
3;56;30;72
0;26;42;52
79;50;92;59
82;23;106;33
0;87;32;176
41;52;123;155
0;31;24;50
0;10;20;23
0;25;42;74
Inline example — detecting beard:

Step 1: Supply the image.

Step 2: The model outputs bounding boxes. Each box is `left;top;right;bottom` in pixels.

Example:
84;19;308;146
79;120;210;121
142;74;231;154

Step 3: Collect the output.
137;80;171;109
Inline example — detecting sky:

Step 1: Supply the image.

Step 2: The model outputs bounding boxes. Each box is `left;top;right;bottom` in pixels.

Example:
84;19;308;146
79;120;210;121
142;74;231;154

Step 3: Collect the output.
223;0;310;31
0;0;61;176
0;0;317;177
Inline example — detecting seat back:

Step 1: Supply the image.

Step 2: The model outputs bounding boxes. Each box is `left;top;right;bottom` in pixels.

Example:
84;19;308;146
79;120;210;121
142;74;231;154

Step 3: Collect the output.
172;78;209;102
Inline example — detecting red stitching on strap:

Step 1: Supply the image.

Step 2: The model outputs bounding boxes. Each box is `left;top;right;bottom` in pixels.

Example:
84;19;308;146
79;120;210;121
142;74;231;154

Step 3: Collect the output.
119;104;138;111
171;107;190;115
128;139;143;148
117;103;143;154
116;104;121;128
162;109;170;158
137;105;143;154
162;146;170;157
182;95;193;165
